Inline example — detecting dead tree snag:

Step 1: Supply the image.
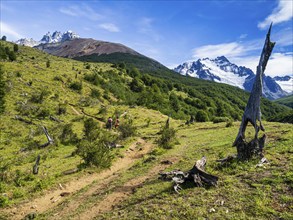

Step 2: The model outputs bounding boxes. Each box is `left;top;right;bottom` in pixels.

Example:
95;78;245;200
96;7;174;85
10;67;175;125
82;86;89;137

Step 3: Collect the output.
233;24;275;160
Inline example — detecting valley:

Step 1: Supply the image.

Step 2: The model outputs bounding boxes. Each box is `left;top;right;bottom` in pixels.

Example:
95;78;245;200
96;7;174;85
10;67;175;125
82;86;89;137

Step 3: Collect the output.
0;37;292;220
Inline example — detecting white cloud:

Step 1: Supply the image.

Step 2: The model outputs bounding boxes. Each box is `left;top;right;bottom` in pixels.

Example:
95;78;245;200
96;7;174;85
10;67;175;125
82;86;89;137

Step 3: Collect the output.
98;23;120;32
192;40;261;60
265;52;293;77
0;22;23;40
59;5;103;21
222;53;292;77
258;0;293;29
192;39;292;77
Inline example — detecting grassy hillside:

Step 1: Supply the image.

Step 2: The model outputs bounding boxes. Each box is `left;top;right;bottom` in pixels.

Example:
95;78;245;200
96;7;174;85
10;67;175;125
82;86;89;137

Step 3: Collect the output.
0;41;292;219
74;51;290;121
274;94;293;108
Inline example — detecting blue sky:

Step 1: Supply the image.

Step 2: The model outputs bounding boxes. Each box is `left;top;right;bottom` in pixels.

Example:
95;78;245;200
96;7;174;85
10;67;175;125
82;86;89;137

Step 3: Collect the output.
1;0;292;77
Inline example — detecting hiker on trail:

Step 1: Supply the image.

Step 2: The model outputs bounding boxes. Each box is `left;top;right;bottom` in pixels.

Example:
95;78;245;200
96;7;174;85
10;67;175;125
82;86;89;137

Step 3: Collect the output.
115;116;120;129
107;117;113;130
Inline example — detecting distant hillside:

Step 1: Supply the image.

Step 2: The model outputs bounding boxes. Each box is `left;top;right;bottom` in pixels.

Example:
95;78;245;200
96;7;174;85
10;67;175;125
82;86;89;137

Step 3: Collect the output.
1;40;290;122
274;94;293;108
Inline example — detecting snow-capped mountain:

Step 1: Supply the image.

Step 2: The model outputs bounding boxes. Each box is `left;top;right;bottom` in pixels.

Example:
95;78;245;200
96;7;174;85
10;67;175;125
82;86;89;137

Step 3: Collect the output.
16;31;80;47
273;76;293;95
174;56;288;100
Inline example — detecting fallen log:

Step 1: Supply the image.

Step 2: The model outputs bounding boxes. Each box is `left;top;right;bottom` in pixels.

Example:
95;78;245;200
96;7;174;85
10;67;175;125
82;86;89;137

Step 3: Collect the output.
49;115;63;123
14;115;35;125
39;126;54;148
159;157;218;193
62;168;79;175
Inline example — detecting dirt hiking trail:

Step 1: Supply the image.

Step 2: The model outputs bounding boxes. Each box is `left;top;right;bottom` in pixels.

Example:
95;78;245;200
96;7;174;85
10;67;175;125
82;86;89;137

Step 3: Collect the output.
3;138;154;220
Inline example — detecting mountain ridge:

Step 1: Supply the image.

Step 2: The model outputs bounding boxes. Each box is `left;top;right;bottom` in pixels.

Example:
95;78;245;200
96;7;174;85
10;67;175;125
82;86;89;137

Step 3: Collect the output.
15;30;80;47
174;56;290;100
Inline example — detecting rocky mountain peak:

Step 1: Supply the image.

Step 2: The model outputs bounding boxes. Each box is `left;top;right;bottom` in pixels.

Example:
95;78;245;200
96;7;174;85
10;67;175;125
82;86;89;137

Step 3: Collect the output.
16;30;80;46
174;57;289;100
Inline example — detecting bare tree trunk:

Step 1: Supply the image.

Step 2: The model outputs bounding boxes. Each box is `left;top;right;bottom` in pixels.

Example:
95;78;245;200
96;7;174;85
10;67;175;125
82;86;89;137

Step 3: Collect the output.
33;155;40;174
233;24;275;160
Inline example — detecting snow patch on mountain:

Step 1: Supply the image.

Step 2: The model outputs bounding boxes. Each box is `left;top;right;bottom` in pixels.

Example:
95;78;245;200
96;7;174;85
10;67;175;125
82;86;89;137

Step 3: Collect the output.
174;56;288;100
16;31;80;47
200;58;247;89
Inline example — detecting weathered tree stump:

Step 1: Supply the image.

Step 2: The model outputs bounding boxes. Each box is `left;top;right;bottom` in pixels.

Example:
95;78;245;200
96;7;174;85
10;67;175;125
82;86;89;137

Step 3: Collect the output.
159;157;218;193
233;24;275;160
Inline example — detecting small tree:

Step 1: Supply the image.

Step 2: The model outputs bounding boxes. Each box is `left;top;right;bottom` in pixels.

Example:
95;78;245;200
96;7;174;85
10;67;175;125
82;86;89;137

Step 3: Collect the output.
13;44;19;52
69;81;82;92
46;60;50;68
158;117;177;149
0;65;5;114
1;36;6;41
8;51;16;61
118;118;136;139
59;123;78;145
158;126;176;149
76;139;113;168
195;110;209;122
76;119;116;168
83;118;99;141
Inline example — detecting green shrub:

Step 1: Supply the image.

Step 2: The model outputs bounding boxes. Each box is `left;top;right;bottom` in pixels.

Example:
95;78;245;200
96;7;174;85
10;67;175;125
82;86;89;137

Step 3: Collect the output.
158;126;176;149
37;108;51;118
83;118;99;141
0;65;5;114
76;139;113;168
195;110;209;122
118;119;137;139
226;121;233;127
8;51;16;61
46;60;50;68
30;90;50;104
53;75;64;82
57;104;67;115
91;88;101;99
69;81;82;92
59;123;78;145
13;44;19;52
16;71;22;77
0;195;9;207
213;117;230;123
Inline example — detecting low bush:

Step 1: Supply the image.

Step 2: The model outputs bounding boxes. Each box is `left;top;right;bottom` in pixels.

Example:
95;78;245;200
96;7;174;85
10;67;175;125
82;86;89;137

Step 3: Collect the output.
212;117;230;123
69;81;82;92
57;104;67;115
91;88;101;99
195;110;209;122
158;126;176;149
76;139;113;168
118;119;136;139
59;123;78;145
